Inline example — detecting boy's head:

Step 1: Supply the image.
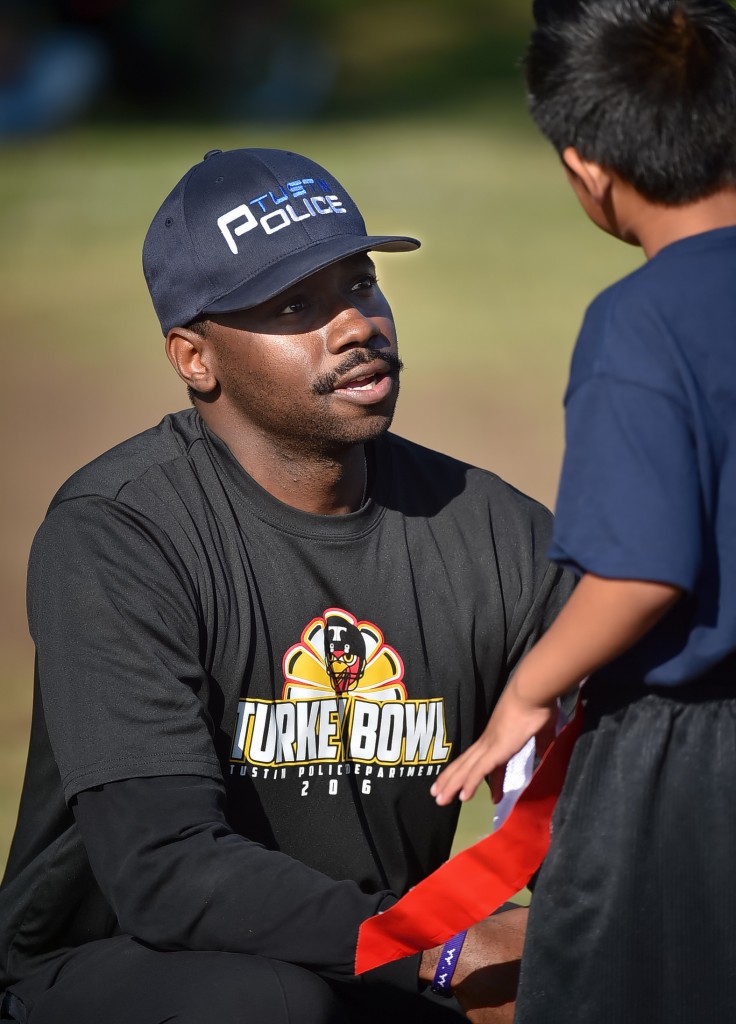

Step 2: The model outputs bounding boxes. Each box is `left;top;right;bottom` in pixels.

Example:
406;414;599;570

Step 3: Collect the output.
526;0;736;205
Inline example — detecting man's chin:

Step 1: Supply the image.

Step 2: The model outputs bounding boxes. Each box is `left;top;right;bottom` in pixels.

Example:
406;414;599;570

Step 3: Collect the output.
317;413;393;457
354;405;397;444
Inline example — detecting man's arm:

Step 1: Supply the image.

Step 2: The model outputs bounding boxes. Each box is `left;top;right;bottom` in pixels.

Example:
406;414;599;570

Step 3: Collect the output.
73;772;408;983
419;908;527;1023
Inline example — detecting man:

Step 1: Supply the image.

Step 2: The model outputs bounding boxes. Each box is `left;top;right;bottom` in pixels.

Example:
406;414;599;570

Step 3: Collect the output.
0;148;570;1023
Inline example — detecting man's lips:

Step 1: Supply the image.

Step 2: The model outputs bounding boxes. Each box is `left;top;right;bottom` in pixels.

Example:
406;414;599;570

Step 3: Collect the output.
331;368;394;404
312;351;403;397
333;362;393;391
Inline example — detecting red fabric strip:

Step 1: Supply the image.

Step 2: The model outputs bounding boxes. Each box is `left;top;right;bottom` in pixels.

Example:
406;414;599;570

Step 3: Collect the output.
354;700;584;975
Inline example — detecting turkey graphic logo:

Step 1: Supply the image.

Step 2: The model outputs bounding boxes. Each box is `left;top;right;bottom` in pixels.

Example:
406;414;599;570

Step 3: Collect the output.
229;607;451;770
283;608;407;702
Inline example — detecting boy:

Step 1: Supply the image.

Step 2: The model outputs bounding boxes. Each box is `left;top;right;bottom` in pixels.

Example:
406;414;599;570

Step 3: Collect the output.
432;1;736;1020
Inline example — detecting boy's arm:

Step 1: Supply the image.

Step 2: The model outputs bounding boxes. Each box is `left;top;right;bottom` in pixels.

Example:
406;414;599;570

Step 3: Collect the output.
432;573;681;806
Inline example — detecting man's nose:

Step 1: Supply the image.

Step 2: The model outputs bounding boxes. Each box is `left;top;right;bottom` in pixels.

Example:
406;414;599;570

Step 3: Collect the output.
325;303;389;354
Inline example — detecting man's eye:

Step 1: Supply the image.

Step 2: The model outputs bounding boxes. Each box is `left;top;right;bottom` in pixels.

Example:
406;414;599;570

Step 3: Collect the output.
352;275;377;293
278;298;306;315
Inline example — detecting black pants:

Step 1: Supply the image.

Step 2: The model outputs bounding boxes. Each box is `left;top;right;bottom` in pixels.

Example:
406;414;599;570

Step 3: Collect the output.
515;679;736;1024
3;935;466;1023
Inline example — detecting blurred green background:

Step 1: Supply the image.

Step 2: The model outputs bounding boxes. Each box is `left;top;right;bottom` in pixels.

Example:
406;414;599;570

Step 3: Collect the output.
0;0;642;877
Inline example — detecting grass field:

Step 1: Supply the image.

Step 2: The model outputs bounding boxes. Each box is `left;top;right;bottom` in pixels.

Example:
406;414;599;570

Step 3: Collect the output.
0;100;642;875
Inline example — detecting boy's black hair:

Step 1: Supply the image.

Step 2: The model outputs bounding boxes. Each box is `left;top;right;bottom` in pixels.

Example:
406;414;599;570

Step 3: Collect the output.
525;0;736;204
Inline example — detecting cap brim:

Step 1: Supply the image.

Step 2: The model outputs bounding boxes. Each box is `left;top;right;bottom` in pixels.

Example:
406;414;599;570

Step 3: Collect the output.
201;234;420;316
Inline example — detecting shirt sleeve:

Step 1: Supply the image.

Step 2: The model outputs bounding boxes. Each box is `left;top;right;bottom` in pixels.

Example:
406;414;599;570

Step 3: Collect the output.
73;774;420;988
27;496;222;798
550;376;702;589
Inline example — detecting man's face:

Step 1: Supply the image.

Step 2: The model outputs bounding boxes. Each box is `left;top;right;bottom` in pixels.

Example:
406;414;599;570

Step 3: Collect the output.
201;253;401;454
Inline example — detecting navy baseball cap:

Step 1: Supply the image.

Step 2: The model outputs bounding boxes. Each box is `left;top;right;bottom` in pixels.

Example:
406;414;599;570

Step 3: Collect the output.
143;147;420;335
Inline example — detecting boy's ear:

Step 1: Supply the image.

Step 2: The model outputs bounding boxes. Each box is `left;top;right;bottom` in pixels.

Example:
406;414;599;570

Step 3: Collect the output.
561;147;613;203
166;327;219;396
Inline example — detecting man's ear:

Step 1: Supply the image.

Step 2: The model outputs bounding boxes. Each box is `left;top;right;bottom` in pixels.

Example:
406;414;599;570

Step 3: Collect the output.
166;328;218;396
561;147;612;203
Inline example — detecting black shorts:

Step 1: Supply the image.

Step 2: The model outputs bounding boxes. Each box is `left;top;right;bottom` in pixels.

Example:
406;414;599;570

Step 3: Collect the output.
515;676;736;1024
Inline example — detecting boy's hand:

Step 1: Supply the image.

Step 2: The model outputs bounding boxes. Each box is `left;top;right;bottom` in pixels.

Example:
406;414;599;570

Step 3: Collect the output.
431;678;557;805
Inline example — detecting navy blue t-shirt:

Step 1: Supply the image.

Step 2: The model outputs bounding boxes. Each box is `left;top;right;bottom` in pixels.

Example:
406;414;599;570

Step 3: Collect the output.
550;226;736;686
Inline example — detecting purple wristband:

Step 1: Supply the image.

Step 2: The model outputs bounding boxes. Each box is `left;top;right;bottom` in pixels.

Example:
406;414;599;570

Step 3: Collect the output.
430;930;468;997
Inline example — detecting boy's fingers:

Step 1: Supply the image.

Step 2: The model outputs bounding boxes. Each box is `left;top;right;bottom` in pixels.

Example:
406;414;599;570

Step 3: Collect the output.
430;761;464;803
432;733;512;805
431;778;457;805
458;771;484;802
458;749;501;802
432;746;487;804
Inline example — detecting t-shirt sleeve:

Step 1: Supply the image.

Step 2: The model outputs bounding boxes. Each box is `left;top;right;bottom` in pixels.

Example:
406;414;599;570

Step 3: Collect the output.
27;496;222;799
550;376;702;589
